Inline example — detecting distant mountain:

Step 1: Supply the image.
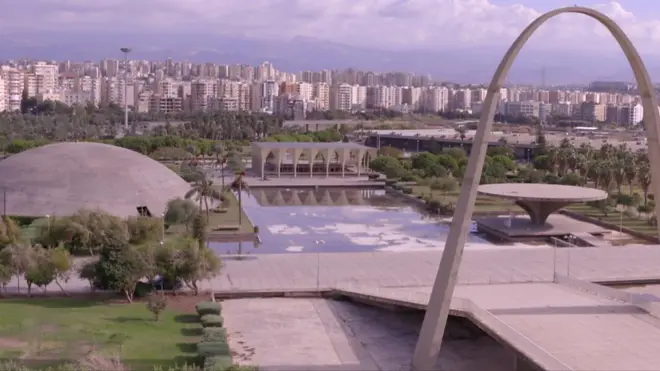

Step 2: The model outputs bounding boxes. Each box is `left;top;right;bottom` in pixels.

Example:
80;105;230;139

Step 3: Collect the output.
0;31;658;84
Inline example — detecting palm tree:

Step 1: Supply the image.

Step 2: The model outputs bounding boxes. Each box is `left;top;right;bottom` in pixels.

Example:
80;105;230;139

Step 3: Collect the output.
212;142;227;189
185;176;224;216
638;162;652;205
225;172;250;226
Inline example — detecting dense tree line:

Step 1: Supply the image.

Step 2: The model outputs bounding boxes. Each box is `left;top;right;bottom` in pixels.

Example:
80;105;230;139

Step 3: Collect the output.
0;196;224;301
370;133;655;221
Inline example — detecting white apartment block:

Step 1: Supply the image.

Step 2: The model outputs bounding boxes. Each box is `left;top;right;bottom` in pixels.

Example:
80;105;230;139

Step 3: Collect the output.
190;80;216;112
32;62;58;93
421;86;449;112
312;82;330;111
0;76;5;112
628;103;644;125
330;83;354;111
0;67;24;112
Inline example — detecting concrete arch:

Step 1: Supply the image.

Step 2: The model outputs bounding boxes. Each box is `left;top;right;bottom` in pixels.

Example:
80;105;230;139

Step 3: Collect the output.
413;7;660;371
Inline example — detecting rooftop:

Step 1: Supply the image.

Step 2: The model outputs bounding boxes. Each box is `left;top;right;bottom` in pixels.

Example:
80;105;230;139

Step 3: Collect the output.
368;129;647;150
252;142;370;150
477;184;608;203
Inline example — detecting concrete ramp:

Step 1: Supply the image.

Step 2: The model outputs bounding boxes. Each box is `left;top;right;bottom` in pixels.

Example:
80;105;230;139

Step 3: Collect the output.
572;232;611;247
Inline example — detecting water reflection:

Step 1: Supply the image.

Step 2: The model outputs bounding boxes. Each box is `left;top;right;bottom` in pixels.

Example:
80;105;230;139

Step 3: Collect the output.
210;188;493;254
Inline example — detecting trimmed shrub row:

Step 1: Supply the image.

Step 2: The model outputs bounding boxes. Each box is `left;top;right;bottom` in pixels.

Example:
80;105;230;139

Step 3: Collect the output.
194;300;257;371
196;301;222;316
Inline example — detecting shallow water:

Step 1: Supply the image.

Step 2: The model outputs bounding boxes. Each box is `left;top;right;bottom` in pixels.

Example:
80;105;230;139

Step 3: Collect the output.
210;188;544;255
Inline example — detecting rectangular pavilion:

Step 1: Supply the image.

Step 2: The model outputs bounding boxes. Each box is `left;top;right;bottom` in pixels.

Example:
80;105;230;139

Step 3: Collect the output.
251;142;378;179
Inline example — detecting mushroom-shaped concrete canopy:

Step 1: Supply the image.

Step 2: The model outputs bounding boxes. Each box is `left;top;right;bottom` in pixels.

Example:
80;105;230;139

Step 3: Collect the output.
478;183;608;225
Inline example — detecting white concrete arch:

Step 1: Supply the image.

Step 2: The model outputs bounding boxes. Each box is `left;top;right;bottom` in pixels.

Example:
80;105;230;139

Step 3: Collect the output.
412;7;660;371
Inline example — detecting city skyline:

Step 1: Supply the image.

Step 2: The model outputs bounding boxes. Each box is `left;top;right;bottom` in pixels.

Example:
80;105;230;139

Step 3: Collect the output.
2;2;660;83
0;58;648;126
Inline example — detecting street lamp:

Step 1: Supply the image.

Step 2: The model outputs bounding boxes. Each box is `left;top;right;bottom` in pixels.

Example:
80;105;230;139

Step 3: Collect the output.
160;212;165;245
120;47;132;131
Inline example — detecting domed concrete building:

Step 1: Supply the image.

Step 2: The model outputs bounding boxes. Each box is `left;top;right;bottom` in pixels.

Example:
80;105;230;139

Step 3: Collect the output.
0;142;190;218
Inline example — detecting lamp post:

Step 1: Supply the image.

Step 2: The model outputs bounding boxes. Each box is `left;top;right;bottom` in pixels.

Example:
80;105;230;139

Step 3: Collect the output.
120;47;132;131
160;212;165;245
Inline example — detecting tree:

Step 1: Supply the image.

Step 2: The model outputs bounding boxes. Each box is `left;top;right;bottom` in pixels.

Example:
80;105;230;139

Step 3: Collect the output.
24;246;54;296
164;198;199;232
226;172;250;227
176;238;223;295
125;216;163;245
146;292;168;321
0;244;33;293
430;177;459;200
0;216;22;249
95;241;149;302
49;245;73;294
638;163;652;205
185;176;224;216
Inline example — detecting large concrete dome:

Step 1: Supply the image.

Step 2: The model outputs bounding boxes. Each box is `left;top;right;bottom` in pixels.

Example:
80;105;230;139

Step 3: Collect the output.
0;142;191;218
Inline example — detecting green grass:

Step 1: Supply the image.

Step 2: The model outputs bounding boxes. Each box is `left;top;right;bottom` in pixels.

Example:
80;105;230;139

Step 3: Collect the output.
167;191;255;239
411;185;521;213
566;203;658;237
0;298;201;369
207;191;255;235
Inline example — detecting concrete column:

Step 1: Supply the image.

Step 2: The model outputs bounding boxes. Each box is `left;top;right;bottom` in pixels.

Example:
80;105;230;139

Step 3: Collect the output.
260;148;271;180
413;6;660;371
292;148;303;178
337;148;350;178
356;149;365;176
275;149;285;178
323;149;332;178
307;148;319;178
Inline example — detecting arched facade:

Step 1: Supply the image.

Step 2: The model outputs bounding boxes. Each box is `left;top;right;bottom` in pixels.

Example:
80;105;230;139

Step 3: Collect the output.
251;142;378;179
413;7;660;371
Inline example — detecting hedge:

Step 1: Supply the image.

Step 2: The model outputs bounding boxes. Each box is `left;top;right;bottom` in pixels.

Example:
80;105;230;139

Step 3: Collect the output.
196;301;222;316
201;314;224;327
203;355;233;371
197;341;231;358
202;327;228;342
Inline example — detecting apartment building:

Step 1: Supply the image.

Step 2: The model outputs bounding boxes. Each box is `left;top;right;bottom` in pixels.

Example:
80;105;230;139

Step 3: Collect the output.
0;67;24;112
0;76;5;112
505;101;540;118
578;102;607;122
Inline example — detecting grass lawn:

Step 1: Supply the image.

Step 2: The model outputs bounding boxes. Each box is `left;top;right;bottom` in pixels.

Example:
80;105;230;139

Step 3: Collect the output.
207;191;255;235
167;191;255;239
566;203;658;237
411;185;522;213
0;298;201;369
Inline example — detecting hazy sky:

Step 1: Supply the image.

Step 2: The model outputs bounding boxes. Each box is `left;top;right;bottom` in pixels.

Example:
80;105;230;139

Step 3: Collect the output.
2;1;660;55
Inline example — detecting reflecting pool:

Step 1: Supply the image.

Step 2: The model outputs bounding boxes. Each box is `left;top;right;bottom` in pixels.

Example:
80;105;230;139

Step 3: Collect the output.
210;188;523;254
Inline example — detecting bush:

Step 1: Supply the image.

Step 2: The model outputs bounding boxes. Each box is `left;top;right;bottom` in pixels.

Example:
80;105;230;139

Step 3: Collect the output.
368;174;380;180
134;281;154;298
146;293;168;321
203;355;233;371
402;186;413;194
385;179;398;186
202;327;228;342
197;301;222;316
201;314;224;327
197;341;231;357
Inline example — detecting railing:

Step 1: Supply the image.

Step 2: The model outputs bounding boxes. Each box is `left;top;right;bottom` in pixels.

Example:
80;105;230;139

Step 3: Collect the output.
6;245;660;295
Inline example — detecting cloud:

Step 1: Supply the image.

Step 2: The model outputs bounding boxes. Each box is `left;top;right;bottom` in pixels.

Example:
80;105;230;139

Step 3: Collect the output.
2;0;660;54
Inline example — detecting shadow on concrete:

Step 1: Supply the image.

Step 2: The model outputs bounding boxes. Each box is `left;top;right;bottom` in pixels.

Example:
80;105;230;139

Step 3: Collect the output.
489;304;642;316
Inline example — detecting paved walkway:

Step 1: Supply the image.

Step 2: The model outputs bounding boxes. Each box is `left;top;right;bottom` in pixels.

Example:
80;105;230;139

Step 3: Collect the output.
6;245;660;294
338;283;660;370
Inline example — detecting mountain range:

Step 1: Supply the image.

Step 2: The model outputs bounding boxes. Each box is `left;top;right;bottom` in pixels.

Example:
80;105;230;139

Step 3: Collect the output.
0;32;658;85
